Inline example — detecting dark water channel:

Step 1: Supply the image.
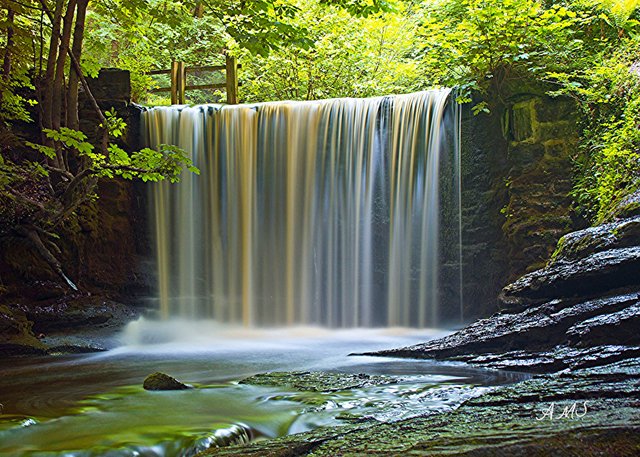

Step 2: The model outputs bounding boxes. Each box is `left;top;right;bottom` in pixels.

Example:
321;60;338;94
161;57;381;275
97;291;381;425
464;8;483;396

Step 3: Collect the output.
0;320;528;456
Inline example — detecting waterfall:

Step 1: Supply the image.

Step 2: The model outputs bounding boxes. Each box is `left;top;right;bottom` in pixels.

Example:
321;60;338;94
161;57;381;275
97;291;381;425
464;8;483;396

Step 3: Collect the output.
143;89;461;328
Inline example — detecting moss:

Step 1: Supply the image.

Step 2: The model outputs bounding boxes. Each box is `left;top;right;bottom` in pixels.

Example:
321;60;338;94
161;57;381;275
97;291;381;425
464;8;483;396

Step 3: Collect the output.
239;371;400;393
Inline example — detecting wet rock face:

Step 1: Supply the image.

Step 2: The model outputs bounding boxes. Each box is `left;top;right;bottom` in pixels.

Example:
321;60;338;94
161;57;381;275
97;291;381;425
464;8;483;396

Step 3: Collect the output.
198;361;640;457
239;371;400;393
367;293;640;365
500;247;640;308
143;372;193;391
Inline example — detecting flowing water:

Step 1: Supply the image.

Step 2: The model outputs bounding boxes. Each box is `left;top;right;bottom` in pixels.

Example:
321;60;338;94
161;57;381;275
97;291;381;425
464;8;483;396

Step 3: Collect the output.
144;90;461;327
0;324;528;456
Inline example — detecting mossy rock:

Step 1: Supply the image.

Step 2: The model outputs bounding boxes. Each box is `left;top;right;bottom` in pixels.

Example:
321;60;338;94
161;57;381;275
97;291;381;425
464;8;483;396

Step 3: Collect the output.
143;372;192;391
0;305;47;356
239;371;400;393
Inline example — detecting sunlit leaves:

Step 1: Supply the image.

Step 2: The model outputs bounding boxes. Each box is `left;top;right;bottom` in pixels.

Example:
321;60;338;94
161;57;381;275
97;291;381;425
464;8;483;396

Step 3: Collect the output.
240;0;420;102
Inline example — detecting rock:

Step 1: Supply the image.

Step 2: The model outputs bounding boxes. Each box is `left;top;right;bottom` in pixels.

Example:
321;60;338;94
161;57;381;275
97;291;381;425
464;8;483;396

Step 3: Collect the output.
500;215;640;308
196;359;640;457
456;345;640;373
239;371;400;393
20;295;140;334
362;292;639;363
0;305;47;356
500;247;640;308
548;215;640;265
567;302;640;348
143;372;192;391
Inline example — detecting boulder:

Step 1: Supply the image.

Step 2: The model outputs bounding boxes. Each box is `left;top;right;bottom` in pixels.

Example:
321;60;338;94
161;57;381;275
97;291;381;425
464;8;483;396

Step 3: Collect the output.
143;372;192;391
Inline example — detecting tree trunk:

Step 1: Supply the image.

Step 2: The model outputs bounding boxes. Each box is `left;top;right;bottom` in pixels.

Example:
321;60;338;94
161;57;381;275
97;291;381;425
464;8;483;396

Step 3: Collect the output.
51;0;77;170
52;0;77;131
0;6;14;107
66;0;89;132
41;0;64;133
2;7;14;81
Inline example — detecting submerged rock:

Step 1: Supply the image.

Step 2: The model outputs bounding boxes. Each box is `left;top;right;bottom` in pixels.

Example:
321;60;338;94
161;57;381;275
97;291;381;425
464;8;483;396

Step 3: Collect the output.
143;372;192;391
239;371;400;392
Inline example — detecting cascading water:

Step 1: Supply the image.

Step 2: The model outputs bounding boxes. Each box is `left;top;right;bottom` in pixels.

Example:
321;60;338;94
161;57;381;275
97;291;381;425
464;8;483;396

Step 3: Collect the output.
143;89;461;328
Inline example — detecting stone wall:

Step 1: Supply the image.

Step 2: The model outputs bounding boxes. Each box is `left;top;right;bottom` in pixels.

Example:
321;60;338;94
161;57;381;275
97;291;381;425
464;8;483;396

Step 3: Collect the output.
502;95;579;277
458;93;580;321
457;103;511;321
73;69;150;295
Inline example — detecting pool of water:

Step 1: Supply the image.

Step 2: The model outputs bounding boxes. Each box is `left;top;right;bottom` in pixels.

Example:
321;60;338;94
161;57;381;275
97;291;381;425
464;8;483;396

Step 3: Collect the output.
0;320;527;456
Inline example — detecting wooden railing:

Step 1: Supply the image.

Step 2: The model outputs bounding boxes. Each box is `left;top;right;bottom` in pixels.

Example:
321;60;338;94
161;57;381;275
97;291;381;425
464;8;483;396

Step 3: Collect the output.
147;55;239;104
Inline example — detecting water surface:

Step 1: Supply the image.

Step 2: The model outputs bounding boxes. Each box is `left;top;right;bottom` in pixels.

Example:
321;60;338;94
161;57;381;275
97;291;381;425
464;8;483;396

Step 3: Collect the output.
0;321;526;456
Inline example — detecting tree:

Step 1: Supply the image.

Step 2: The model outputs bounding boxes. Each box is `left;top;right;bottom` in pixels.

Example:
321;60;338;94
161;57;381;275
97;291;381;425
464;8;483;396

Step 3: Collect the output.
0;0;197;288
239;0;420;102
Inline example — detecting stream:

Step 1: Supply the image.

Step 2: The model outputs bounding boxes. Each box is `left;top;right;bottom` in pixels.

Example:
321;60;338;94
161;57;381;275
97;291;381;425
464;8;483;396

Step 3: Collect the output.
0;319;528;456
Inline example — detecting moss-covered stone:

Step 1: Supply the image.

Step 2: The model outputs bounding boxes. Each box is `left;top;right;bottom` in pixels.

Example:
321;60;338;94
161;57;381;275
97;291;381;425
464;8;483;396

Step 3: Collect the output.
239;371;400;393
143;372;193;391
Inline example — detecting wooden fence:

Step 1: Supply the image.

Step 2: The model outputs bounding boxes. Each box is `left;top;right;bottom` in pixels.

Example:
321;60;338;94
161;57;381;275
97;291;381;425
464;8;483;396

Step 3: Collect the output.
147;55;239;104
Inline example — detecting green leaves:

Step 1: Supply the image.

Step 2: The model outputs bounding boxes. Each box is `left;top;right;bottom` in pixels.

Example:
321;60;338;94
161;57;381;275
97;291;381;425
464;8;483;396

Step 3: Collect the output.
101;108;127;138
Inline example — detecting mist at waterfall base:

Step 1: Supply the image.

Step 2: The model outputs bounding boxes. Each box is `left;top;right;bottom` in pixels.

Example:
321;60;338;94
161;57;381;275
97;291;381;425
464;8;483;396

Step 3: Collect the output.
144;89;463;328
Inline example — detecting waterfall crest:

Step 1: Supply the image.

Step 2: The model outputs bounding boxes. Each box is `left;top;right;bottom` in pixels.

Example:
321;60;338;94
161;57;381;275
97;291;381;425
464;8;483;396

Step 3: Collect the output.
144;89;460;327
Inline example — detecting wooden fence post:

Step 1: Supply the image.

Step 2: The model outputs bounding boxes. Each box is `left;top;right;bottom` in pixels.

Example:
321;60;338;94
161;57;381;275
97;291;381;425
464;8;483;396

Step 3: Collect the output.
225;55;238;104
170;61;186;104
178;61;186;104
170;61;179;105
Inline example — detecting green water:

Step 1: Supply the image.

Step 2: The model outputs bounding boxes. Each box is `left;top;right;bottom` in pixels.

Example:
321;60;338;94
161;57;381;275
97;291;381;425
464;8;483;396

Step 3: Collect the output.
0;323;527;456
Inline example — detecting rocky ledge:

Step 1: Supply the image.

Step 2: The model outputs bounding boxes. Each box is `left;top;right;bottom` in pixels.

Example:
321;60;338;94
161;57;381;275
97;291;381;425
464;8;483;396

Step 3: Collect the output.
198;358;640;456
0;293;141;356
197;215;640;456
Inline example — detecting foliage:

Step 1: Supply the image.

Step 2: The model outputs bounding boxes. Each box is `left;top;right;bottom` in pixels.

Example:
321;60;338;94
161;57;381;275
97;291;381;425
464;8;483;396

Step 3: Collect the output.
0;0;639;286
416;0;623;106
240;0;421;102
412;0;639;222
0;0;201;286
552;36;640;222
